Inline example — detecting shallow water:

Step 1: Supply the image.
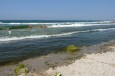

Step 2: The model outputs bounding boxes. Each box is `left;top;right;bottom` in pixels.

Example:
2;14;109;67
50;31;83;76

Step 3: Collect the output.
0;20;115;64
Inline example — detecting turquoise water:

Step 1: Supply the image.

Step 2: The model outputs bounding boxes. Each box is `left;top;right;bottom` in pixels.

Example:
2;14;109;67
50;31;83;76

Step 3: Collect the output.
0;20;115;65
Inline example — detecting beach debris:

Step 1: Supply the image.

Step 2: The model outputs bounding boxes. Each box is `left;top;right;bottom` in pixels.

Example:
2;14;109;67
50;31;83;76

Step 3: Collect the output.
55;72;62;76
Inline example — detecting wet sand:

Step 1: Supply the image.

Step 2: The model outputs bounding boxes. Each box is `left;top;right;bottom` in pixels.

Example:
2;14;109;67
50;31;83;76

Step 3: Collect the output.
0;40;115;76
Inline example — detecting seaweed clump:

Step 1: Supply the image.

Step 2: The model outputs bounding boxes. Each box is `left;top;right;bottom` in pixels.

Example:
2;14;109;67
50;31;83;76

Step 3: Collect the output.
14;64;29;76
64;45;80;53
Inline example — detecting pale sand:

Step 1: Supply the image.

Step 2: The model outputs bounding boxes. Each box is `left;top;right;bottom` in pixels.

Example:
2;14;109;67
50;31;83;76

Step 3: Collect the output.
46;46;115;76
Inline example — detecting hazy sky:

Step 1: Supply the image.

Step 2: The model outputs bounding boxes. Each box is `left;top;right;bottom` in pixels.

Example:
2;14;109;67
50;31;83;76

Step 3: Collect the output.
0;0;115;20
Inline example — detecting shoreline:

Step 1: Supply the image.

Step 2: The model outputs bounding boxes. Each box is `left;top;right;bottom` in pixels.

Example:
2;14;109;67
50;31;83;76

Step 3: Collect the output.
46;41;115;76
0;39;115;76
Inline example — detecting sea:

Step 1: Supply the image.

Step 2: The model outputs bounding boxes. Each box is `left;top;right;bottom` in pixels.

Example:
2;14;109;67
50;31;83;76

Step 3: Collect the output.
0;20;115;65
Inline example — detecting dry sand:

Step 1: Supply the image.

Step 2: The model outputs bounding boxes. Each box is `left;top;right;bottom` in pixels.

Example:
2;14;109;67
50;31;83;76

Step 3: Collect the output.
46;45;115;76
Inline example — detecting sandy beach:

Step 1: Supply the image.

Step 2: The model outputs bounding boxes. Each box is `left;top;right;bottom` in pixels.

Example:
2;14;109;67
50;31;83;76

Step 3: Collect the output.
0;40;115;76
46;43;115;76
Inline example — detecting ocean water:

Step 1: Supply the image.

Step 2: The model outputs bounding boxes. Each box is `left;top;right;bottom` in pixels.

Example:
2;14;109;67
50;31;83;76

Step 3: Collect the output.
0;20;115;64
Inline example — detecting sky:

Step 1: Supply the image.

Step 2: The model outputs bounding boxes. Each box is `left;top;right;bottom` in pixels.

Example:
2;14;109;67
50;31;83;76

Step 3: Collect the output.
0;0;115;20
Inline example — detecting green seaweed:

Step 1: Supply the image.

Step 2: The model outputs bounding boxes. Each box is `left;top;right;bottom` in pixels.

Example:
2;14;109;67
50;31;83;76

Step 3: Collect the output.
14;64;25;75
64;45;80;53
13;64;30;76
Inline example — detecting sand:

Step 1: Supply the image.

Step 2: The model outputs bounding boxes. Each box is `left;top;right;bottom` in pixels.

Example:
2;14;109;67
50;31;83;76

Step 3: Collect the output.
46;46;115;76
0;40;115;76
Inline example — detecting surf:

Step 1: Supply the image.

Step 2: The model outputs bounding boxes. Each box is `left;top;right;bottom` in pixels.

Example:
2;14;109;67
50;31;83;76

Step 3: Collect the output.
48;23;114;28
0;21;114;30
0;32;76;42
0;27;115;42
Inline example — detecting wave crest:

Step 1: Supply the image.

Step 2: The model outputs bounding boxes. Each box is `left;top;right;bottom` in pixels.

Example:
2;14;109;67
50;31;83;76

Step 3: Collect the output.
0;32;76;42
0;28;115;42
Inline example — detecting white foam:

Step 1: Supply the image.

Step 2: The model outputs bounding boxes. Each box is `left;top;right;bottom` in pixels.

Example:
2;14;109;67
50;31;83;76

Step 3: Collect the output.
0;28;115;42
48;23;112;28
0;21;114;27
48;23;87;28
0;32;76;42
93;28;115;31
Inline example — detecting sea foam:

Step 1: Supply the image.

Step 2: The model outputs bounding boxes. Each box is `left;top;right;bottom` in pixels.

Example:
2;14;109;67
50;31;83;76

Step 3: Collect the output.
0;28;115;42
48;23;113;28
0;32;76;42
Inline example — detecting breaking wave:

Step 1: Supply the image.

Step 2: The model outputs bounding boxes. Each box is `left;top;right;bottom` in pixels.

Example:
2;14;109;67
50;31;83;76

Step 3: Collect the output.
0;32;76;42
48;23;113;28
0;21;114;27
0;28;115;42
